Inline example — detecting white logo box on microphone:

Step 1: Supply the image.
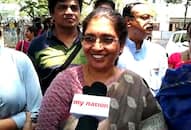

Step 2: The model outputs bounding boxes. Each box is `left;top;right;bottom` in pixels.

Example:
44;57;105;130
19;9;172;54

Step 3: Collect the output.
70;94;111;121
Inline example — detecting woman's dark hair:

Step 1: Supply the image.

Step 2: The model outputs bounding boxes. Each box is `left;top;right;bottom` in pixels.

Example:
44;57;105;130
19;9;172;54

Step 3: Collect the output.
94;0;115;10
82;8;127;45
48;0;83;14
122;2;142;17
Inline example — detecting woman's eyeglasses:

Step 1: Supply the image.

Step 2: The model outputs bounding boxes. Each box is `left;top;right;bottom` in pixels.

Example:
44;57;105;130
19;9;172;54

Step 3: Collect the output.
83;35;118;45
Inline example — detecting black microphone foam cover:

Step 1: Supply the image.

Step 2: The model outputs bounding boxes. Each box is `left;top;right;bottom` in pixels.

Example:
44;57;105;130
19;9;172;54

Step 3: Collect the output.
82;82;107;96
75;82;107;130
91;81;107;96
82;85;90;94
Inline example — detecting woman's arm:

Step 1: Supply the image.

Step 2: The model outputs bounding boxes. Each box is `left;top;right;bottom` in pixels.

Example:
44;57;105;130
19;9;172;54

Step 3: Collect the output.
36;72;73;130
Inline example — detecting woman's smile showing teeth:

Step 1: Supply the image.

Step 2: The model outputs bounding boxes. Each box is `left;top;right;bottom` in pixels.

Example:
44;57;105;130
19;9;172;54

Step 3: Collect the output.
92;54;105;59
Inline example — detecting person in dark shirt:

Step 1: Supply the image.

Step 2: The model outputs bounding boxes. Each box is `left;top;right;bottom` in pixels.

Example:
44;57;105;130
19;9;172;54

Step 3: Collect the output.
28;0;86;94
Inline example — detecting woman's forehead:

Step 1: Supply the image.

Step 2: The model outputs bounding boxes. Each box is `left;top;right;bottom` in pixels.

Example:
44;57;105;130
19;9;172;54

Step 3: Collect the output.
86;17;117;35
88;17;113;29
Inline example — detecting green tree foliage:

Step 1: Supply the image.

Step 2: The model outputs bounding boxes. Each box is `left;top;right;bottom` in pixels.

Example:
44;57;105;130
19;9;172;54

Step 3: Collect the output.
1;0;20;3
19;0;48;19
1;0;48;19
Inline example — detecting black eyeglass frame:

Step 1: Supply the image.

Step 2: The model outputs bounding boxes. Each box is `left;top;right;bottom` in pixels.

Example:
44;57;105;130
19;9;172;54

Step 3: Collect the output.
82;34;119;45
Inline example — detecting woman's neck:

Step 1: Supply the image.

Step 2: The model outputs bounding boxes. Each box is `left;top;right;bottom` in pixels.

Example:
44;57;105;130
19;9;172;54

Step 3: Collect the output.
83;65;122;86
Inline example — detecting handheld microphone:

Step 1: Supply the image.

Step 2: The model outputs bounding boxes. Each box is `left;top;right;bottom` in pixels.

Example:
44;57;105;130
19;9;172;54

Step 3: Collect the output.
72;82;108;130
83;82;107;96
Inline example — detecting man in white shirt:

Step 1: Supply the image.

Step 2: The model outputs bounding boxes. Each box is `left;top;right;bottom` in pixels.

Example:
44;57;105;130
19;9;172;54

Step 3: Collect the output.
117;2;168;96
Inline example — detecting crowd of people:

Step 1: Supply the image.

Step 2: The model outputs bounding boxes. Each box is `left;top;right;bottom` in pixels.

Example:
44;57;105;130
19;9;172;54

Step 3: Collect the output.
0;0;191;130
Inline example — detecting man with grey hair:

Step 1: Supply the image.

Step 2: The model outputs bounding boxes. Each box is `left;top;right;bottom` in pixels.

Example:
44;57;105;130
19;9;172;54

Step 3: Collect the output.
117;2;168;96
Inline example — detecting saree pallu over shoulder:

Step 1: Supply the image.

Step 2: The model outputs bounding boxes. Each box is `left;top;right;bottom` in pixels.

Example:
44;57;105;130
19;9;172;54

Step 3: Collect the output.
106;70;167;130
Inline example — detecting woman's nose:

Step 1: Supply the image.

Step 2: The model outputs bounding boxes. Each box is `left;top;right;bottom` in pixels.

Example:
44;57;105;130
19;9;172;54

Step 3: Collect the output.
92;39;104;50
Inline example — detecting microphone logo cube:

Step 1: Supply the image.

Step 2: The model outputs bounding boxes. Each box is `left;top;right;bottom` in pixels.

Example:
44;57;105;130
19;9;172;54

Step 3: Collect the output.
70;94;110;121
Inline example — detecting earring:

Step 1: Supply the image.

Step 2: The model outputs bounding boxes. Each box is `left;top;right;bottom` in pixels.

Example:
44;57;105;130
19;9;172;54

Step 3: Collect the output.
119;50;122;55
51;17;55;23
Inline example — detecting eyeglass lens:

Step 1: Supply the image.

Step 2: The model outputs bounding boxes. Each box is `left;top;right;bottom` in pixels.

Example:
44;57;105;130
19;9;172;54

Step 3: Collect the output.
83;34;117;45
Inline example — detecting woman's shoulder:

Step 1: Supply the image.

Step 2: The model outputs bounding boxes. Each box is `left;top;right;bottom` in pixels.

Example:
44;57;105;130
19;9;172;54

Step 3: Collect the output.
121;69;143;80
60;65;83;75
116;69;151;95
117;70;145;86
46;65;83;97
54;65;83;83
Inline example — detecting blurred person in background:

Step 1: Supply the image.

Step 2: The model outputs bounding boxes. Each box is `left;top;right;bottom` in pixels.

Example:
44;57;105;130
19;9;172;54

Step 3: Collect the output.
0;28;42;130
28;0;86;95
32;17;43;36
42;17;53;33
117;2;168;96
168;22;191;68
94;0;115;10
15;25;37;54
